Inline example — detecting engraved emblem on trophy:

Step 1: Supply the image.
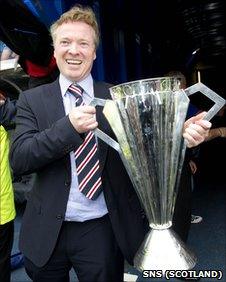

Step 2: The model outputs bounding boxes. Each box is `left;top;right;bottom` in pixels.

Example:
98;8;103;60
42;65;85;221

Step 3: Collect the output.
91;77;225;272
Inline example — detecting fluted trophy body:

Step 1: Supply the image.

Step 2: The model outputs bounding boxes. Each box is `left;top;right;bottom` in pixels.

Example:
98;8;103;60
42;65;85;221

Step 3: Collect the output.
103;77;197;272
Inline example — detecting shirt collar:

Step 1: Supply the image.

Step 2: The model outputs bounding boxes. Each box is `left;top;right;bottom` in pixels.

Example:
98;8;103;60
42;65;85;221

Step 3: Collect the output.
59;74;94;99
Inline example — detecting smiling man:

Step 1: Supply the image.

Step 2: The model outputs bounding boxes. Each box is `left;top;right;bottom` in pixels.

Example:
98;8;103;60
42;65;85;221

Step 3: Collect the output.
10;4;211;282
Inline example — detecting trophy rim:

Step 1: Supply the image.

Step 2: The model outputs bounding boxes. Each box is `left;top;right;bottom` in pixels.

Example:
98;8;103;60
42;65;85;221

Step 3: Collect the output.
109;76;181;91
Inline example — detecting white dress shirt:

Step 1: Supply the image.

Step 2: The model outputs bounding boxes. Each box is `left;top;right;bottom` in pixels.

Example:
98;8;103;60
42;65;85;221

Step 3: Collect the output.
59;73;108;222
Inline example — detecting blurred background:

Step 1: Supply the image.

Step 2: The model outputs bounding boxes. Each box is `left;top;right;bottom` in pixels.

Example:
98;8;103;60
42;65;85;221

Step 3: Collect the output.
0;1;225;281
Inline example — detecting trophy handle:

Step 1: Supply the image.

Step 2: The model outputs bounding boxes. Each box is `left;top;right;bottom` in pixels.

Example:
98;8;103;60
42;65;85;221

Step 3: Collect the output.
89;98;122;152
184;82;226;121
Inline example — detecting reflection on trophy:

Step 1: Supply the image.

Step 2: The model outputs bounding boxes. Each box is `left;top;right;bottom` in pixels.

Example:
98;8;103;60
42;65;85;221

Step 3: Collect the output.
91;77;225;273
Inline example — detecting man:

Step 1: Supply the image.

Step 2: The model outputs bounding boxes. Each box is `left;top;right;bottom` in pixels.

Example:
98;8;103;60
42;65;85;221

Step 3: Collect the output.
10;5;211;282
0;93;16;282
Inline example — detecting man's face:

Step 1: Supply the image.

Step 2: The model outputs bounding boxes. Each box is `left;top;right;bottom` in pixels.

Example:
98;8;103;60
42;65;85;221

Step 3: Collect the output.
54;21;96;82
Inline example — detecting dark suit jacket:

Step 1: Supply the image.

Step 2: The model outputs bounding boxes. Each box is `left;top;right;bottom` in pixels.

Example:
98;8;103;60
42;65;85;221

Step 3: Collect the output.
10;79;149;267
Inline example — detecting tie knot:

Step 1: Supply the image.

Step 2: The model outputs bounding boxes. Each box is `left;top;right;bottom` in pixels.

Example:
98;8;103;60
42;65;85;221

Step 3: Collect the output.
68;83;83;96
68;84;84;106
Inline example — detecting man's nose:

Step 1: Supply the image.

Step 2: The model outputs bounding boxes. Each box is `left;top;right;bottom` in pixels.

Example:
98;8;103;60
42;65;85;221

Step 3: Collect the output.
68;43;79;54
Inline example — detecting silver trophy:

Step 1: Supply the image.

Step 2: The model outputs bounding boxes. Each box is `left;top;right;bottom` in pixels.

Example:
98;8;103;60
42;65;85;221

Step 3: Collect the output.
91;77;225;273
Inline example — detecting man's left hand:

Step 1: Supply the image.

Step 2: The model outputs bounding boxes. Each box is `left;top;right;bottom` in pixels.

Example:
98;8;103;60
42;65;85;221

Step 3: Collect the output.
183;111;211;148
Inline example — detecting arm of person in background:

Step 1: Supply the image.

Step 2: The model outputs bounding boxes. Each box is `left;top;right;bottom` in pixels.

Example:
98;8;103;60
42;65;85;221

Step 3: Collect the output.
0;92;17;130
204;105;226;141
204;127;226;141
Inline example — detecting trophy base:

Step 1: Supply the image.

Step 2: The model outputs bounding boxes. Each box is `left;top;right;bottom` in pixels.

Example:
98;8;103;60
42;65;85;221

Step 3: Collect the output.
134;228;197;273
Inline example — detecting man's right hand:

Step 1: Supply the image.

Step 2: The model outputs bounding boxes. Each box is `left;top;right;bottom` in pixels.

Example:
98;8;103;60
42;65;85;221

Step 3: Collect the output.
68;105;98;133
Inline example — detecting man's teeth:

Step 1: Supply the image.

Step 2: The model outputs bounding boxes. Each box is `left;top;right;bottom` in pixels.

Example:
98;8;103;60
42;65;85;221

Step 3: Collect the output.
66;59;81;65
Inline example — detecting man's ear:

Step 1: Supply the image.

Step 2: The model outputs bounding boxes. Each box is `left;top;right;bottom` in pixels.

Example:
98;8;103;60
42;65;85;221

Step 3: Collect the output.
93;51;96;61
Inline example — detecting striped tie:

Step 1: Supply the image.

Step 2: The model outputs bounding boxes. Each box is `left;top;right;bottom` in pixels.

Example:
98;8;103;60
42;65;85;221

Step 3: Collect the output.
68;84;103;200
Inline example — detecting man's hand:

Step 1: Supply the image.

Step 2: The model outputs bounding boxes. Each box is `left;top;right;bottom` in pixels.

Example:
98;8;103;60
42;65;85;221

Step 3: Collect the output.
183;111;211;148
69;105;98;133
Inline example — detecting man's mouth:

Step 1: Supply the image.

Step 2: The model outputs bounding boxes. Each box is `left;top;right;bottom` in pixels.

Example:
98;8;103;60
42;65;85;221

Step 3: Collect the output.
66;59;82;65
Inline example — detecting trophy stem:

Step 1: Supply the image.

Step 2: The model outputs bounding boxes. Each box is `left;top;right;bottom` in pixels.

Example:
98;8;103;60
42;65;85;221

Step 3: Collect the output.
134;228;197;273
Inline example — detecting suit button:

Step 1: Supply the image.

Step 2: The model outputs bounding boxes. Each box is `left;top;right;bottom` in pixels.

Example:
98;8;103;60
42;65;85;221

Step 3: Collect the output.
64;181;70;187
56;214;63;219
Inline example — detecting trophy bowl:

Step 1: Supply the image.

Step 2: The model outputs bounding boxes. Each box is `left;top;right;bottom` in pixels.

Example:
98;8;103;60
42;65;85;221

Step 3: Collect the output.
104;76;197;272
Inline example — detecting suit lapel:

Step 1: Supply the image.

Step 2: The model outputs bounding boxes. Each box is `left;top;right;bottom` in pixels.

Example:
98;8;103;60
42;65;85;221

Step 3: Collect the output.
42;79;65;125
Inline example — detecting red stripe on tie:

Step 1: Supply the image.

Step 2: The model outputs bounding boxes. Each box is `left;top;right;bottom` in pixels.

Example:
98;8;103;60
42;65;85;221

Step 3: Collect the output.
78;161;99;191
86;178;102;199
76;143;97;174
74;132;93;158
69;85;82;96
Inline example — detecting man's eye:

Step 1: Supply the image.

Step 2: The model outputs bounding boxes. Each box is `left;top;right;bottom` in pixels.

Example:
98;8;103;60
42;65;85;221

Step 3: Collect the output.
80;42;89;47
61;41;69;46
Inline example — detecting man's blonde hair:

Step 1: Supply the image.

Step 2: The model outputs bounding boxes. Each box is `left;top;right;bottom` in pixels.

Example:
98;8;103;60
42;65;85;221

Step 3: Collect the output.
50;5;100;48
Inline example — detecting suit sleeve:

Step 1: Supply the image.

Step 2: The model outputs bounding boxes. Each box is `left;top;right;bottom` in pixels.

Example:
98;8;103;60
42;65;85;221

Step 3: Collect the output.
10;92;83;175
0;98;17;130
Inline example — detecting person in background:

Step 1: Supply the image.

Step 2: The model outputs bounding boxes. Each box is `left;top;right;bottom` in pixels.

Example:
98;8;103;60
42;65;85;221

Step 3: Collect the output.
189;154;203;224
166;71;203;235
0;0;58;88
206;126;226;139
205;105;226;141
10;5;211;282
0;92;16;282
19;55;59;89
197;104;226;186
